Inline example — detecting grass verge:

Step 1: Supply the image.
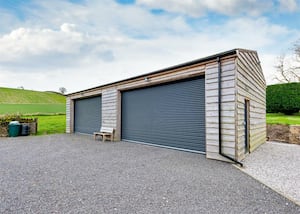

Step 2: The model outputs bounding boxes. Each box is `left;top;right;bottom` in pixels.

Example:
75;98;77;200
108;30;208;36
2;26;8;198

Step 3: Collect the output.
25;115;66;135
266;113;300;125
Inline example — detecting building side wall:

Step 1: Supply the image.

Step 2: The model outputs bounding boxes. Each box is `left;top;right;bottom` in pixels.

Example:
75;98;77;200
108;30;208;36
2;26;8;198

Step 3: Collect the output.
67;62;208;140
236;50;266;161
66;97;71;133
205;59;237;162
102;88;118;140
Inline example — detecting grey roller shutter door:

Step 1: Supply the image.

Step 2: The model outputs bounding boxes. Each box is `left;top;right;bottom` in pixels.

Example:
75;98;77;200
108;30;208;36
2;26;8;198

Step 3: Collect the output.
122;76;205;152
74;96;102;134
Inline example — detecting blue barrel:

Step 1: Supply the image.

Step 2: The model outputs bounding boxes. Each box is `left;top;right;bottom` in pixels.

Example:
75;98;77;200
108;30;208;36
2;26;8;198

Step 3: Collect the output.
20;124;30;136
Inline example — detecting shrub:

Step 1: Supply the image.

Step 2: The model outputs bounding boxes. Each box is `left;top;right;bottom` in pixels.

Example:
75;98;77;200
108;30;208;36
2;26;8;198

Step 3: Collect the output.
267;83;300;114
0;114;37;124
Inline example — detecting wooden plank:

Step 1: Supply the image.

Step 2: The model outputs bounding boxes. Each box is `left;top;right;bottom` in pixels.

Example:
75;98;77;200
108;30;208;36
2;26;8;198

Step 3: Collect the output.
66;98;71;133
239;51;266;84
238;51;266;85
207;144;235;155
206;152;234;162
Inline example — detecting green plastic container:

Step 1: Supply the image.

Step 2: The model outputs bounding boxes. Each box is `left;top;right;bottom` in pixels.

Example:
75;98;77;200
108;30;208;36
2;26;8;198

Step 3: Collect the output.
8;121;21;137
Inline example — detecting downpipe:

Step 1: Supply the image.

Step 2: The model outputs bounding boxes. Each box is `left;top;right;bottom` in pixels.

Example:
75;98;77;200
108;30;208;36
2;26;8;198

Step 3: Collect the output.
217;57;243;167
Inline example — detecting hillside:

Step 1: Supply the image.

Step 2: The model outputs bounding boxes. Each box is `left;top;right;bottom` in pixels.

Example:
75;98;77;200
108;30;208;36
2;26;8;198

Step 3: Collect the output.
0;87;66;115
0;87;65;104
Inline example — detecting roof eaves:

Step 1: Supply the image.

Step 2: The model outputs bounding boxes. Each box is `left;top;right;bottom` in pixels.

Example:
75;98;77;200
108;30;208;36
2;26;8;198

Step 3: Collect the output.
67;48;251;96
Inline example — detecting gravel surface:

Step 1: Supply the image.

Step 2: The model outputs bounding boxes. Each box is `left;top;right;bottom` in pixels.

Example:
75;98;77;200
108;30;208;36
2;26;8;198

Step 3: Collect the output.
241;141;300;206
0;134;299;213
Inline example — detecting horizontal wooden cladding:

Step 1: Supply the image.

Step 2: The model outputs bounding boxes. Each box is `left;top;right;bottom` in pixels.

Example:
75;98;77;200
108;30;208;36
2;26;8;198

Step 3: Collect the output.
238;51;265;85
206;123;235;130
206;110;235;117
117;68;205;92
206;140;235;149
237;99;265;112
102;121;116;127
236;50;266;159
206;80;235;91
237;83;265;105
205;58;236;70
206;94;235;104
237;123;265;133
238;51;265;84
236;77;265;103
237;71;265;94
205;58;237;161
206;102;235;111
206;88;235;97
238;105;265;117
207;145;235;156
206;67;235;80
237;97;265;106
102;89;118;129
207;133;236;142
250;135;266;152
206;116;236;124
206;75;235;84
237;114;265;123
206;152;234;162
66;98;71;133
207;128;235;137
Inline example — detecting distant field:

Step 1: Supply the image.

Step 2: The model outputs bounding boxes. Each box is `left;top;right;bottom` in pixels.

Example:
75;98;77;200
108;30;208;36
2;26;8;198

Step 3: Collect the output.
0;87;65;104
0;87;66;135
0;104;65;115
267;113;300;125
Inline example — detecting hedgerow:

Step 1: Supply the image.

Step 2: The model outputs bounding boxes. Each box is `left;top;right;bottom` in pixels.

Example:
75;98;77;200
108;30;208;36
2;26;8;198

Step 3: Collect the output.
266;82;300;114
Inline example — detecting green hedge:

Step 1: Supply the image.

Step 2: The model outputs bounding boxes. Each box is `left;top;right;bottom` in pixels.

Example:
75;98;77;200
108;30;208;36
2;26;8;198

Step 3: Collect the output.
267;83;300;114
0;114;37;126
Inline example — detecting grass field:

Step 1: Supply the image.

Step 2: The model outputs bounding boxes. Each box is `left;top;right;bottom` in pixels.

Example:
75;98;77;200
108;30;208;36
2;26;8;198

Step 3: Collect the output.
34;115;66;135
0;87;66;135
0;87;65;104
266;113;300;125
0;104;65;115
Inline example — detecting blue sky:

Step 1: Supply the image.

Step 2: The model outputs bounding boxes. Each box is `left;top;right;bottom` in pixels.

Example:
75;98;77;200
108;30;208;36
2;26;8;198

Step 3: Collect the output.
0;0;300;92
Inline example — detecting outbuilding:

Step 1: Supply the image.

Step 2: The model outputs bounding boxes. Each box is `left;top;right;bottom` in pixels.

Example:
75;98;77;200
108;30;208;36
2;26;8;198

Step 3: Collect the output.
66;49;266;163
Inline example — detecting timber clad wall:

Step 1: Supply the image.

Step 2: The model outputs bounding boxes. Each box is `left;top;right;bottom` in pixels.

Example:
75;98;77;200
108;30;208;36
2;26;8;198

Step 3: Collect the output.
66;49;266;162
66;97;71;133
205;59;237;161
102;89;118;132
236;50;266;160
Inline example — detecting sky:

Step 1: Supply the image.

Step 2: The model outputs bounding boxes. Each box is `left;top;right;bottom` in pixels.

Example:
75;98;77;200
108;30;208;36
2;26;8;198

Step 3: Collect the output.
0;0;300;93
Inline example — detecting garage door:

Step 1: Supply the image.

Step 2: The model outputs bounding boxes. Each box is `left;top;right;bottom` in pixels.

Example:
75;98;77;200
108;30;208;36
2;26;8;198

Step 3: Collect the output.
74;96;102;134
121;76;205;152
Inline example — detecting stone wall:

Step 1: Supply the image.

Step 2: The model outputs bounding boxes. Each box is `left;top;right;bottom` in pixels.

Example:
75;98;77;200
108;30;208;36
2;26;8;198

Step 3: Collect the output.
0;124;8;137
0;119;38;137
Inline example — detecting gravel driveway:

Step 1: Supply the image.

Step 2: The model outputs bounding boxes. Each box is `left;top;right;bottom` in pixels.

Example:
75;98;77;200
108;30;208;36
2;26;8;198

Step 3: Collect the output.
0;134;299;213
241;141;300;206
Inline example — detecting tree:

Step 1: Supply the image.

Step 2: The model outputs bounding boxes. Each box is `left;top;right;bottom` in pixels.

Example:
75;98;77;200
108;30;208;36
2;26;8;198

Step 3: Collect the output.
275;41;300;82
59;87;67;94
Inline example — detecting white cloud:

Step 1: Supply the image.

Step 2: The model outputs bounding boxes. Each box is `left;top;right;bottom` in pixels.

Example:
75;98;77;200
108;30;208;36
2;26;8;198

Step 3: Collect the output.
0;0;299;92
136;0;273;16
0;23;128;70
279;0;299;12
